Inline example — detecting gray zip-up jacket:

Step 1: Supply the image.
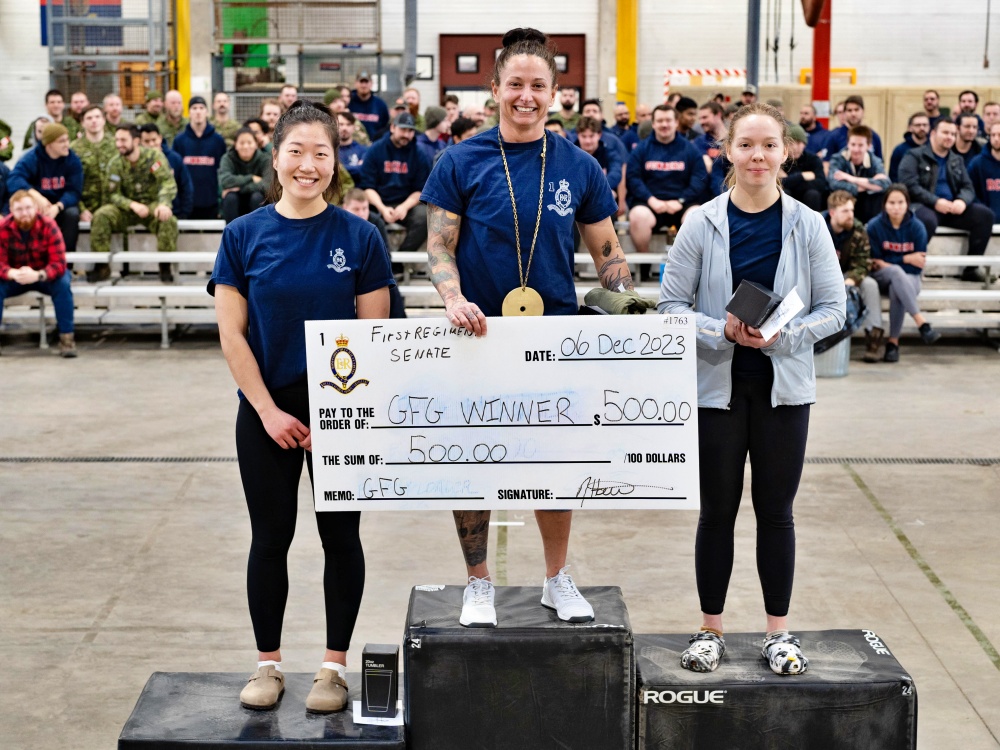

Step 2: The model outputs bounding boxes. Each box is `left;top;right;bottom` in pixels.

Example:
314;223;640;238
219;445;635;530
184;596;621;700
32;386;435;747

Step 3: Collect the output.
658;191;846;408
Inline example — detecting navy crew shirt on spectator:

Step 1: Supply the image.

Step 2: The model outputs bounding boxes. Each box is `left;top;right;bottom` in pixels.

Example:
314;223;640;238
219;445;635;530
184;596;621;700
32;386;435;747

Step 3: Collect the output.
627;105;707;257
0;190;76;356
899;118;996;283
9;123;83;253
968;122;1000;217
349;71;389;142
171;96;227;220
358;112;430;254
337;111;367;181
889;113;930;183
824;95;883;160
828;125;891;223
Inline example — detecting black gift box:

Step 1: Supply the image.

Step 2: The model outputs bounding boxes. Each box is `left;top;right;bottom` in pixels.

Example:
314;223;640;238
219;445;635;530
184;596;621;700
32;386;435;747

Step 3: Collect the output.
404;585;634;750
117;672;405;749
362;644;399;718
636;630;917;750
725;279;785;328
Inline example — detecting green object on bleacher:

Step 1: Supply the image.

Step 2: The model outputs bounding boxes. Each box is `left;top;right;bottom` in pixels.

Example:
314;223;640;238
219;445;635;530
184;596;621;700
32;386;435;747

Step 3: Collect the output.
584;288;658;315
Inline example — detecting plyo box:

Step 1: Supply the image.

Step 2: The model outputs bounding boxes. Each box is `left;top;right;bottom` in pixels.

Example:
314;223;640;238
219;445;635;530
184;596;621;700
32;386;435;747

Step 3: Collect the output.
404;585;634;750
118;672;405;749
636;630;917;750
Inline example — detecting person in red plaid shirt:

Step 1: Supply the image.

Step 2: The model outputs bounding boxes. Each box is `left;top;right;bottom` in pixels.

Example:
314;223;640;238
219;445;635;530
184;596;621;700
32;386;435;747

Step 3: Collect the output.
0;190;76;356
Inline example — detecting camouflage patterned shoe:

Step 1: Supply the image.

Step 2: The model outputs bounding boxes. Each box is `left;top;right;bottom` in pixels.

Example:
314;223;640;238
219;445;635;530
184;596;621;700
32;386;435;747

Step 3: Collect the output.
761;632;809;675
680;630;726;672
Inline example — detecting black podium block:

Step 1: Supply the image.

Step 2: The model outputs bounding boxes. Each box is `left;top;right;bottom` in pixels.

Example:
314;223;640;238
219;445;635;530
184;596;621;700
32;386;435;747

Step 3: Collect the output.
118;672;405;749
404;585;634;750
636;630;917;750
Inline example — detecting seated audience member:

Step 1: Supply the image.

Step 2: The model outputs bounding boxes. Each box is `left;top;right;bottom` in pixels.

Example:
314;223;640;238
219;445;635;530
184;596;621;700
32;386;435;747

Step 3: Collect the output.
462;105;486;128
338;111;367;181
576;116;625;214
68;91;90;127
90;125;178;283
358;112;430;254
954;90;985;138
982;102;1000;142
211;92;241;147
766;98;787;122
551;87;580;132
674;97;700;141
739;88;757;106
259;99;282;134
635;103;652;125
545;119;567;138
341;187;406;319
0;191;76;356
448;117;478;146
968;122;1000;217
610;102;638;151
782;125;829;212
102;94;124;134
825;95;883;160
171;96;227;220
828;125;891;223
416;107;449;164
23;90;77;148
953;113;983;167
693;101;726;161
899;118;996;282
278;84;298;112
626;105;707;260
160;90;189;147
26;116;53;148
922;89;946;130
218;127;270;223
243;118;271;152
135;90;164;126
865;185;941;361
888;113;930;182
1;118;13;162
9;123;83;253
799;104;828;157
442;94;460;124
139;124;193;220
402;87;425;132
71;105;118;222
824;190;884;362
833;100;847;127
349;71;389;142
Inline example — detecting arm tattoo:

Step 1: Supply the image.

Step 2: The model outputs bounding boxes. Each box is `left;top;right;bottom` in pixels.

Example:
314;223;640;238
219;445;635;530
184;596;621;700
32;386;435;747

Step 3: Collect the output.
599;239;635;291
427;205;464;303
453;510;492;567
601;239;613;257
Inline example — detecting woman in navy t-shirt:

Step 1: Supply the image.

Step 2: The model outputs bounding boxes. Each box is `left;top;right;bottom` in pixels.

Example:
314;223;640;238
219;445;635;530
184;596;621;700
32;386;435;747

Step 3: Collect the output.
420;28;637;630
211;101;394;713
865;184;941;361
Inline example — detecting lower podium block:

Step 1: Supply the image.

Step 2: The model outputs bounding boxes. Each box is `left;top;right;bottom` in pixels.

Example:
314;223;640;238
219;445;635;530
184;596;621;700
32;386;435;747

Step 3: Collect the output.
636;630;917;750
118;672;405;749
404;585;634;750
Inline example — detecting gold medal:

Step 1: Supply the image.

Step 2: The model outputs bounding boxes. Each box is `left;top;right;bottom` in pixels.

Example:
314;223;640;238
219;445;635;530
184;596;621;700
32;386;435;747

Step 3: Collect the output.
498;129;547;318
502;286;545;316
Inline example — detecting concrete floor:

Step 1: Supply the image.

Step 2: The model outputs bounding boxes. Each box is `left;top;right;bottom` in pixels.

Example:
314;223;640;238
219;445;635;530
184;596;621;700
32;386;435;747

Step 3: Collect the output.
1;330;998;749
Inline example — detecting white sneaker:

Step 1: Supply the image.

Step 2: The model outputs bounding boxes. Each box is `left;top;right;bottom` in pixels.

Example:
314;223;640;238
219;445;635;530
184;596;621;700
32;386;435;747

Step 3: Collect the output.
460;576;497;627
541;566;595;623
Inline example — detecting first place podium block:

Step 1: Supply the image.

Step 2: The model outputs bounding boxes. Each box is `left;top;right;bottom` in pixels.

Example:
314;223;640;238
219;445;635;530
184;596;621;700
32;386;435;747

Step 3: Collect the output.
404;585;634;750
636;630;917;750
118;672;405;749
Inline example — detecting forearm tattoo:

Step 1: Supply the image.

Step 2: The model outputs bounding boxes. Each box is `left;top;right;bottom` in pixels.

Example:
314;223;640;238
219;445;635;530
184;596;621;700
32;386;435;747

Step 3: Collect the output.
453;510;491;567
427;205;463;303
599;239;635;291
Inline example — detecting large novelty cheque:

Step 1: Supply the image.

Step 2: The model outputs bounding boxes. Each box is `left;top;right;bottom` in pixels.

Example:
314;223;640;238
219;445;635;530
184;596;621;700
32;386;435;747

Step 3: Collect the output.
305;315;699;511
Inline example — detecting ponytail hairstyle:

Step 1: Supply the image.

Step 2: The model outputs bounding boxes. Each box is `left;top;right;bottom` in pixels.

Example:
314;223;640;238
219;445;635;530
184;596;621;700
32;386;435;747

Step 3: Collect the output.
265;100;342;205
718;102;792;190
492;28;558;90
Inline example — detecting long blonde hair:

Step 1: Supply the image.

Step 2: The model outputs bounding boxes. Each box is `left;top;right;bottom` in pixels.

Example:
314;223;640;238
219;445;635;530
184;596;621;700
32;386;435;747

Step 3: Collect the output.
720;102;793;190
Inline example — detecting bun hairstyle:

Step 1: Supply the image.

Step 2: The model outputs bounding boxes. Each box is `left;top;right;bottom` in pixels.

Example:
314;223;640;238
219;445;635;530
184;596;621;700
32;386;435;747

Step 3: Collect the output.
492;27;558;89
265;99;342;205
719;102;792;190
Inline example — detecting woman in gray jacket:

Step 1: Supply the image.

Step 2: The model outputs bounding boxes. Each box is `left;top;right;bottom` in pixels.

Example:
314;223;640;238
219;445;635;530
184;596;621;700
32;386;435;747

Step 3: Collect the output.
659;103;845;676
219;127;271;223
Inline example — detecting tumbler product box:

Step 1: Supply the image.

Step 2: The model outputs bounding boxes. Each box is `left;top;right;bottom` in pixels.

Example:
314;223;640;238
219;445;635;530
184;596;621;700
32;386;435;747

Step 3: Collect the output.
362;644;399;718
726;279;785;328
404;585;634;750
636;630;917;750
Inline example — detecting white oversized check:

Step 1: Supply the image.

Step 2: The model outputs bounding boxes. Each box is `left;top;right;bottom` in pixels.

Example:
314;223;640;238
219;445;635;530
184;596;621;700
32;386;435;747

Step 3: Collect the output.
305;315;699;511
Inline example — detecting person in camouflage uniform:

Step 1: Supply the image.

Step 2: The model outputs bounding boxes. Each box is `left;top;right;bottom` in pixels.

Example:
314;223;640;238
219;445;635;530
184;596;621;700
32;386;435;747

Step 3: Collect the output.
1;118;14;162
159;91;189;147
135;90;165;127
70;106;118;222
90;125;178;282
210;92;241;147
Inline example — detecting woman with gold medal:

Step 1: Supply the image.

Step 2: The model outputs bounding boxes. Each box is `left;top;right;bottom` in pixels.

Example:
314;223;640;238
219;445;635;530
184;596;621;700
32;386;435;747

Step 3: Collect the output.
421;28;637;628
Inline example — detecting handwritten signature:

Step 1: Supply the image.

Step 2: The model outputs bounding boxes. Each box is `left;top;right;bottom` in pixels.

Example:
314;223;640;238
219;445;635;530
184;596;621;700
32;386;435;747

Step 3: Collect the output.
575;477;675;499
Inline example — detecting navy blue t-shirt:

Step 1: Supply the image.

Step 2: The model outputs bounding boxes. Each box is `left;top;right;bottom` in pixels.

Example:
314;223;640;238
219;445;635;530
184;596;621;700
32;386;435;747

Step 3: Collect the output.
728;196;783;379
934;155;953;200
421;127;618;317
209;204;395;394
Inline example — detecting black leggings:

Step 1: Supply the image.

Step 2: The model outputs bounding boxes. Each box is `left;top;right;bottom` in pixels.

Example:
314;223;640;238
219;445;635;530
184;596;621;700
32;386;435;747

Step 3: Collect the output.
695;376;810;618
235;384;364;653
